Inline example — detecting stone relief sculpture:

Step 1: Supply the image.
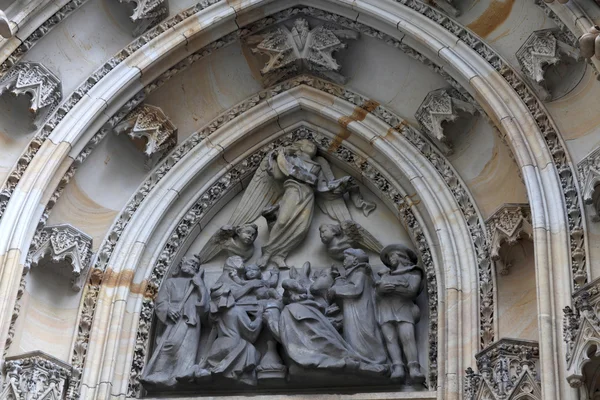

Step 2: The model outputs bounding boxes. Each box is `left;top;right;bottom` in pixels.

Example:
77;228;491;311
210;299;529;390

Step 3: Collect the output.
140;255;209;388
199;139;376;269
141;140;428;394
376;244;425;382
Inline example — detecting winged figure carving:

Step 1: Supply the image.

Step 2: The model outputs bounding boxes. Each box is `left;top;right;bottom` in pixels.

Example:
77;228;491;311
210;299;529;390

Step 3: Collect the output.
319;220;383;261
197;139;376;269
197;224;258;264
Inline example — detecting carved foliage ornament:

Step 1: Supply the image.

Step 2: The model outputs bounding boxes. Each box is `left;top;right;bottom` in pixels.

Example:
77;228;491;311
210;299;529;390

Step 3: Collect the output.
464;339;541;400
114;103;177;169
515;28;581;101
247;18;359;86
0;351;72;400
414;87;477;155
0;62;62;128
27;224;93;291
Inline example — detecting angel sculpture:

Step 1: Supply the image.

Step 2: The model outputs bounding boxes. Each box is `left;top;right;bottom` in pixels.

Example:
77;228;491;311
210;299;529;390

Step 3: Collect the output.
196;224;258;264
319;220;383;261
198;139;375;269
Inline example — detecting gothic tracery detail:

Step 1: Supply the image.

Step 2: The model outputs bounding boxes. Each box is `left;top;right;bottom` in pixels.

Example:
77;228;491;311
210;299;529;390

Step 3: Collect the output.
0;62;62;128
246;18;359;86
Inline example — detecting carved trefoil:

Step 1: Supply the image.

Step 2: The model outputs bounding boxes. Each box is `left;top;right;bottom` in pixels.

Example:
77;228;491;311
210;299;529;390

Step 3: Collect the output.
246;18;359;86
0;351;71;400
114;103;177;169
516;28;581;101
119;0;168;36
27;224;93;291
414;88;477;156
464;339;541;400
579;147;600;222
0;62;62;128
564;277;600;398
486;204;533;276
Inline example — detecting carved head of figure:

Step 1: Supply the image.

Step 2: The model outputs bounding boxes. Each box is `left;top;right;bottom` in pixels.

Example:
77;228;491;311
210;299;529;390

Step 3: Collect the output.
319;223;342;244
244;263;262;280
235;223;258;246
179;255;200;276
342;248;369;269
380;244;418;270
292;139;317;158
310;267;335;296
224;255;245;277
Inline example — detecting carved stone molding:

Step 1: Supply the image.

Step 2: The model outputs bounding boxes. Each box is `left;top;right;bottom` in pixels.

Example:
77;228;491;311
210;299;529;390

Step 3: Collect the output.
414;87;477;155
0;351;72;400
579;147;600;222
464;339;541;400
515;28;581;101
564;277;600;395
0;61;62;128
486;204;533;276
114;103;177;169
246;17;359;86
428;0;459;17
27;224;93;291
120;0;168;36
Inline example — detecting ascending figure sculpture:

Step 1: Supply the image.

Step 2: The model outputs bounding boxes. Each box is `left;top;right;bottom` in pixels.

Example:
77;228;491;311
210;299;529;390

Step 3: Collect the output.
319;220;383;261
197;223;258;263
199;139;375;268
329;248;389;367
376;244;425;382
140;255;209;388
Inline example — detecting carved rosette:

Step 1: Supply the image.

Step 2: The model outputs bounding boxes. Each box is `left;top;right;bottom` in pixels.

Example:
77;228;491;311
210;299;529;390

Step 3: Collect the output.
120;0;169;36
464;339;541;400
564;277;600;394
515;28;581;101
27;224;93;291
414;87;477;155
486;204;533;276
114;103;177;170
247;18;359;86
0;62;62;128
0;351;72;400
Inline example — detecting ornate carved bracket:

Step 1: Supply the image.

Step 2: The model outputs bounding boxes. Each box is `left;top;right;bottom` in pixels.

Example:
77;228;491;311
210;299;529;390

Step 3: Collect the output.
0;62;62;128
564;277;600;395
114;103;177;170
119;0;168;36
516;28;581;101
0;351;71;400
579;147;600;222
464;339;541;400
486;204;533;276
414;87;477;155
246;18;359;86
27;224;93;291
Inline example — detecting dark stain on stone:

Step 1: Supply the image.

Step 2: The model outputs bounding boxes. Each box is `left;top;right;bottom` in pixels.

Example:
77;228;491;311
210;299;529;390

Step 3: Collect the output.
467;0;515;38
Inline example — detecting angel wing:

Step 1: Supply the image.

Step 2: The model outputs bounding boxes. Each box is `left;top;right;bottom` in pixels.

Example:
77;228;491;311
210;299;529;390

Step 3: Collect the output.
341;220;383;254
229;151;284;226
197;225;235;264
315;156;352;222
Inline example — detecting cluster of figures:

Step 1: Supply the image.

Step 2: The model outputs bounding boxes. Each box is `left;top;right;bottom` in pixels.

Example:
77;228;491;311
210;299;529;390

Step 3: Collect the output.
140;139;426;391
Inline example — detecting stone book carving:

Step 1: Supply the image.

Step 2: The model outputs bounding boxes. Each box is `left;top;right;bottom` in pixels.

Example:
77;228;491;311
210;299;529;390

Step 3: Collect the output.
140;141;427;394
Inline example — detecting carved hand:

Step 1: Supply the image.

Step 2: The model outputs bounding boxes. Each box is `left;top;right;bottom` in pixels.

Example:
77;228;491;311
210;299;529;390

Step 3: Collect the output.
167;308;180;322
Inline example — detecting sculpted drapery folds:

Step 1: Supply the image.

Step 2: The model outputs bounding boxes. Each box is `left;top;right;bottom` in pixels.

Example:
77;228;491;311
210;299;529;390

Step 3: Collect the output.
141;142;427;393
140;255;209;388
